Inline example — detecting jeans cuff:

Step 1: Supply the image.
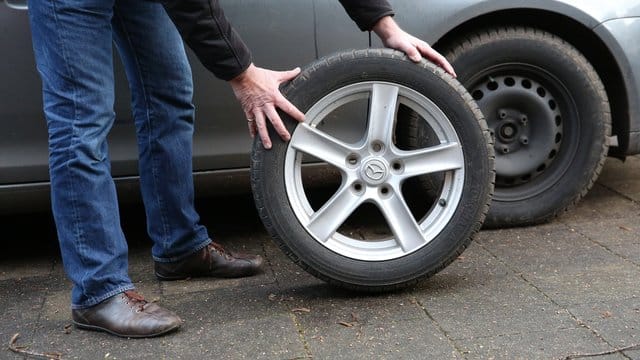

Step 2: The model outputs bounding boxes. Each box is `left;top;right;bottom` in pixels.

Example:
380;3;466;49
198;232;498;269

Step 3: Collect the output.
71;284;136;310
152;238;212;263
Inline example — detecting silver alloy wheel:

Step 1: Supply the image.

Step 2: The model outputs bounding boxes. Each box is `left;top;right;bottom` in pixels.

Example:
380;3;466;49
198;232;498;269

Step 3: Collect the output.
284;82;466;261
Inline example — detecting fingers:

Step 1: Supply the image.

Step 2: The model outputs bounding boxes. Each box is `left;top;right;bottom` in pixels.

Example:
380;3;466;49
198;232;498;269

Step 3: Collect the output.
253;104;296;150
276;93;305;122
275;68;305;122
416;42;457;77
232;65;305;150
244;110;257;138
278;67;301;82
266;106;292;141
403;43;423;63
247;119;257;138
254;111;272;149
252;101;297;150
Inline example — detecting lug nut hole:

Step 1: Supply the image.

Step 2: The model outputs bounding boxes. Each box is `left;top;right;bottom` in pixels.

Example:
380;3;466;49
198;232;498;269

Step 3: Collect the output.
347;154;359;166
371;141;384;153
353;183;363;192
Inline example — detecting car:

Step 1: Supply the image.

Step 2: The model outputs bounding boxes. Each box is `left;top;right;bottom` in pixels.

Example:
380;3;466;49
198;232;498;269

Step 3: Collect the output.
1;0;639;229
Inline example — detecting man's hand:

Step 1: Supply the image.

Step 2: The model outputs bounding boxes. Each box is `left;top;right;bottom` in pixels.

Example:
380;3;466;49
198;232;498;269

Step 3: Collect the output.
372;16;456;77
229;64;305;149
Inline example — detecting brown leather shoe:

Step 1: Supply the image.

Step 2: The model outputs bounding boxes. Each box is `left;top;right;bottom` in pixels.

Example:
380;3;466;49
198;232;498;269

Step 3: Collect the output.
72;291;182;338
154;242;263;280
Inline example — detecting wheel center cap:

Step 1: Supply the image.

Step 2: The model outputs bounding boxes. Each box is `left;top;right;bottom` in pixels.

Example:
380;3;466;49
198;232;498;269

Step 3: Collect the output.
361;158;389;185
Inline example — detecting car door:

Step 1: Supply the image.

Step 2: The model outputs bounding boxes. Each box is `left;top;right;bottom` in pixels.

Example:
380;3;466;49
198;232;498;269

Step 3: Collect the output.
0;0;317;189
189;0;316;172
0;1;49;185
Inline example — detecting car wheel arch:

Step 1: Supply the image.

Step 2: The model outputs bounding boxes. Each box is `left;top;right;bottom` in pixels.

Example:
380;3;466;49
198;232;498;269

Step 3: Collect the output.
430;8;631;158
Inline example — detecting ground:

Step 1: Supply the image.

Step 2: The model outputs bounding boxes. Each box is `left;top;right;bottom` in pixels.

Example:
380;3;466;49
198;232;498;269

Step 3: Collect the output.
1;156;639;359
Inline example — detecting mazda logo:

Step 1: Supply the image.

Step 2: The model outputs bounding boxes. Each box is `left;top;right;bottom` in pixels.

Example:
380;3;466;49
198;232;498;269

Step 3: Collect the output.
365;163;385;180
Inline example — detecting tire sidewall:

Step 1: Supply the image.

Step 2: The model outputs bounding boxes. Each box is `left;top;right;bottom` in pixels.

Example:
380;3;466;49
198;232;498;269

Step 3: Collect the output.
252;51;493;289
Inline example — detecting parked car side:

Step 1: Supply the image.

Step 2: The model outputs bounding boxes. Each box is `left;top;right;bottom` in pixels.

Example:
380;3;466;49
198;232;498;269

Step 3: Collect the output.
1;0;639;228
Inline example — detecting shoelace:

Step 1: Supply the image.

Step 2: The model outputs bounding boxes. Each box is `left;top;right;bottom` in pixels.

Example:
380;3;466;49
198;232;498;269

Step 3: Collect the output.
209;242;234;261
123;291;148;312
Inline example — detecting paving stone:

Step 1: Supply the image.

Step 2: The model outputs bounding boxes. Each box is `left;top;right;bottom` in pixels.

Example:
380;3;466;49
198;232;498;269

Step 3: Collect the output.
413;245;578;340
457;328;624;360
0;255;53;281
0;278;48;355
559;184;640;224
477;223;625;275
597;156;640;202
476;223;640;306
303;317;461;359
625;350;640;359
567;218;640;266
161;288;305;359
289;287;426;326
527;269;640;308
415;244;544;305
569;300;640;348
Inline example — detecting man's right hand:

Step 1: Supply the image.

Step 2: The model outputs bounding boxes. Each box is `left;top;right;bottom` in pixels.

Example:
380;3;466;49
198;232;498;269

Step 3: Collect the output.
372;16;456;77
229;64;305;149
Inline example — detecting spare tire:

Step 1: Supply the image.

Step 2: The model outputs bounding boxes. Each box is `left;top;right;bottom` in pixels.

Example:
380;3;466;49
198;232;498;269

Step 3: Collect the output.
250;49;494;291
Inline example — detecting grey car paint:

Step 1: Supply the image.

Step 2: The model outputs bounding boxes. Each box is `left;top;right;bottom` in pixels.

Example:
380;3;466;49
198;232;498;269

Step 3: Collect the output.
1;0;639;213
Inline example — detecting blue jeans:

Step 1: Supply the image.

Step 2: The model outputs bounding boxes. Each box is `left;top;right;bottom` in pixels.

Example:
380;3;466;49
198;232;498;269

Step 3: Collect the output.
29;0;211;309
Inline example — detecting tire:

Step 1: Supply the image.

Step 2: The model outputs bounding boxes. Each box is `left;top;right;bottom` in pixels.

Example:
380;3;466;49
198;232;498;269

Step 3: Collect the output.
434;27;610;227
250;49;494;291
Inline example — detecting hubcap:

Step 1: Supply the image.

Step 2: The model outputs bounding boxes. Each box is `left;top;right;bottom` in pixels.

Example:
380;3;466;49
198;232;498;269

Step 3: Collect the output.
361;157;389;185
284;82;465;261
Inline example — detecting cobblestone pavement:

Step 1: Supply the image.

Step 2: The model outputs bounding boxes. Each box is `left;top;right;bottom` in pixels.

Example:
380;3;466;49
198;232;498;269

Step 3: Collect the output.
1;156;639;359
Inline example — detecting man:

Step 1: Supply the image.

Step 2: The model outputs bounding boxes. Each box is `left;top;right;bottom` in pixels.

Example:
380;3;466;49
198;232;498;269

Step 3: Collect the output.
28;0;455;338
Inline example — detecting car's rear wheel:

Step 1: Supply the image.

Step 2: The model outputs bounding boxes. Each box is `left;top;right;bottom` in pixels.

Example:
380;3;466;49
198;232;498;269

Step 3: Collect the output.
250;49;494;291
437;27;610;227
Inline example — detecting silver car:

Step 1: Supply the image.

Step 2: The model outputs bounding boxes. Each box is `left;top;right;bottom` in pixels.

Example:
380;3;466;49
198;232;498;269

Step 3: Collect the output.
1;0;639;228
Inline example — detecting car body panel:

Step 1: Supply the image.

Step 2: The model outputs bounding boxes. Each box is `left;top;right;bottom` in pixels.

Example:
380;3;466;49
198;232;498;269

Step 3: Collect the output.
1;0;640;214
319;0;640;153
0;0;317;186
596;17;640;137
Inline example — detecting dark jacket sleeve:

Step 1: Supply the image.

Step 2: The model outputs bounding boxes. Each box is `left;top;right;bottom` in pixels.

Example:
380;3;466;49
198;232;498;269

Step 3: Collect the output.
161;0;252;81
339;0;395;31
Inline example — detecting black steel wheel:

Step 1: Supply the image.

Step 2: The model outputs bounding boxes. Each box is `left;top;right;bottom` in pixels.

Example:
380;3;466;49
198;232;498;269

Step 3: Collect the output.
435;27;610;227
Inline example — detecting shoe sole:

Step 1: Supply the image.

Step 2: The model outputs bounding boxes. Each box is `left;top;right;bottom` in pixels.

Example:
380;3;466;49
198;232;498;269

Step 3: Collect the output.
154;272;190;281
155;270;263;281
72;320;181;338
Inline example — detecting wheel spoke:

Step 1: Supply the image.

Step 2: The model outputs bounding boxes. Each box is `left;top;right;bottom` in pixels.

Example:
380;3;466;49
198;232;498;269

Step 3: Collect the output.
367;84;399;147
307;185;363;242
376;190;427;252
291;123;355;170
399;142;463;179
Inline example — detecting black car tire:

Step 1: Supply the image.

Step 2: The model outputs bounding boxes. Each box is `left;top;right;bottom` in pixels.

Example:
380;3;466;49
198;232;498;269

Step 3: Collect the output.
250;49;494;291
437;27;610;227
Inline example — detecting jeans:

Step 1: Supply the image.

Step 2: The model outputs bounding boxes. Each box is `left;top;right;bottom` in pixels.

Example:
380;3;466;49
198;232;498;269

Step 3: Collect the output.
29;0;211;309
